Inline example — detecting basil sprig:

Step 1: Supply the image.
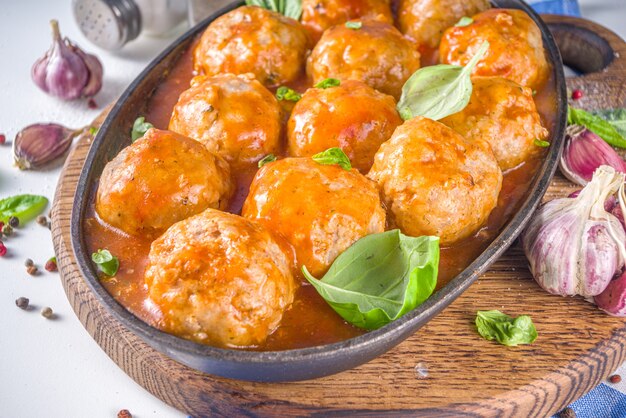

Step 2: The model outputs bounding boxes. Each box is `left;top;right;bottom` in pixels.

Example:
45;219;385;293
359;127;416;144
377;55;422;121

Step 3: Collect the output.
303;231;439;330
311;147;351;170
245;0;302;19
568;107;626;148
455;16;473;27
131;116;154;142
0;194;48;223
397;41;489;121
258;154;277;167
91;249;120;276
475;310;537;346
276;86;301;102
591;108;626;141
315;78;341;89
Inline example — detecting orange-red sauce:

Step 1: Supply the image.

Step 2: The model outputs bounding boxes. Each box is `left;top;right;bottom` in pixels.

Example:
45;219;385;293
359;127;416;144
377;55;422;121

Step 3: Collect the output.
85;37;557;351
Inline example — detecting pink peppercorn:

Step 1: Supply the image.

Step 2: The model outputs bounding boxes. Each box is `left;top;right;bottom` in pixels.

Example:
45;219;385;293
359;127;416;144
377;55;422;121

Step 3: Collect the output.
0;134;6;145
572;90;583;100
0;243;7;257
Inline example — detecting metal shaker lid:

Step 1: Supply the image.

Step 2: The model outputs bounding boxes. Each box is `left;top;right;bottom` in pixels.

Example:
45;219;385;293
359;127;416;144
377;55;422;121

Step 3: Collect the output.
72;0;141;50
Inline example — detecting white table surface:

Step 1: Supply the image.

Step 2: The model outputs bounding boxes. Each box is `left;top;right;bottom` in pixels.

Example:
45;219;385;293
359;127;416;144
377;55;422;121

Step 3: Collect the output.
0;1;624;417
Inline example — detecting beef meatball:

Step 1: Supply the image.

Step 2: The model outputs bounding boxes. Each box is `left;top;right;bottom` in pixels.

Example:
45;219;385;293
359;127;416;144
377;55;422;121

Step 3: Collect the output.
193;6;310;87
145;209;296;347
287;80;402;173
442;76;549;171
439;9;549;89
307;19;421;99
169;73;282;170
96;129;232;236
301;0;394;42
242;158;386;276
367;117;502;245
397;0;490;49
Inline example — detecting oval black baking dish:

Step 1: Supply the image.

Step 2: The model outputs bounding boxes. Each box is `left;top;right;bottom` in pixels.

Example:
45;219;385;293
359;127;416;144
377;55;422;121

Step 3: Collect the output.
70;0;567;382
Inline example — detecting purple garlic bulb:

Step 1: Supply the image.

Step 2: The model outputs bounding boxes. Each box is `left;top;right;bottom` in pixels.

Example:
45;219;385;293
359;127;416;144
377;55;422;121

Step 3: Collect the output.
31;20;103;100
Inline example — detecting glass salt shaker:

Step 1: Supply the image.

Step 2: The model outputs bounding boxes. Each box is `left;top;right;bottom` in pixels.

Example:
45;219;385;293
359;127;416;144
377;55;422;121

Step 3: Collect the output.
72;0;188;50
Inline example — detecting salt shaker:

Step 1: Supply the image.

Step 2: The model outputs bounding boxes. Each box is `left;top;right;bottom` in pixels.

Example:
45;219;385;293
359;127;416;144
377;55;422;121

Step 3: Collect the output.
72;0;188;50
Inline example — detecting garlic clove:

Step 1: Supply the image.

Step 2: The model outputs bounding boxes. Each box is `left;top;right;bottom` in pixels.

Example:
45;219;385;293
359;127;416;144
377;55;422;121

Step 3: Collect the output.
581;220;624;296
595;271;626;317
13;123;78;170
73;44;103;98
559;125;626;186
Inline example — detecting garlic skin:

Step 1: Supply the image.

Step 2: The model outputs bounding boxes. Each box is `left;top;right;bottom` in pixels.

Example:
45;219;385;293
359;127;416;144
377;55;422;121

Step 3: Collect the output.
522;166;626;297
595;271;626;316
13;123;77;170
31;20;103;100
559;125;626;186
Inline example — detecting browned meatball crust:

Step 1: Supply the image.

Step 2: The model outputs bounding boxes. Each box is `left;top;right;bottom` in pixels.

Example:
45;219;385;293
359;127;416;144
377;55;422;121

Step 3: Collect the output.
367;117;502;245
145;209;296;348
96;128;232;236
193;6;310;87
287;80;402;173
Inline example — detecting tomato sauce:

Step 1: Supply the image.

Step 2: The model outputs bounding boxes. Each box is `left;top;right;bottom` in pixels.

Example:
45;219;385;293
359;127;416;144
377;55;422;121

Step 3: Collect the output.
85;38;557;351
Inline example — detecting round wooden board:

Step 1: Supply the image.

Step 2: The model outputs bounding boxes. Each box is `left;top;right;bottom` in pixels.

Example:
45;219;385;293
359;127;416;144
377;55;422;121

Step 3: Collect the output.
51;15;626;418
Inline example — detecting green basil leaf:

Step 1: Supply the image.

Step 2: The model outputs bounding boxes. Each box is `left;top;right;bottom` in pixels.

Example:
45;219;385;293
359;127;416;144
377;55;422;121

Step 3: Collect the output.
258;154;277;167
311;147;352;170
314;78;341;89
245;0;302;19
303;230;439;330
131;116;154;142
345;21;362;29
455;16;473;27
475;310;537;346
568;107;626;148
0;194;48;223
88;126;99;135
534;138;550;148
91;249;120;276
592;108;626;138
397;41;489;121
276;86;302;102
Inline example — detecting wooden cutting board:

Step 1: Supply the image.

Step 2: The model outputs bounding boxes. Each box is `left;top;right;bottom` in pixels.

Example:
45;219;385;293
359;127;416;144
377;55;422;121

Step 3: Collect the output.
50;15;626;417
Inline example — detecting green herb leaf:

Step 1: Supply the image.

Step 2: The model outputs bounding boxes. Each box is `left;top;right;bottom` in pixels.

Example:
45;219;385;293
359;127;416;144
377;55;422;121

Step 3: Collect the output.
345;21;362;29
276;86;302;102
455;16;473;27
303;231;439;330
88;126;99;135
397;41;489;121
534;138;550;148
475;310;537;346
245;0;302;19
592;108;626;138
568;107;626;148
131;116;154;142
314;78;341;89
311;147;352;170
91;249;120;276
258;154;277;168
0;194;48;223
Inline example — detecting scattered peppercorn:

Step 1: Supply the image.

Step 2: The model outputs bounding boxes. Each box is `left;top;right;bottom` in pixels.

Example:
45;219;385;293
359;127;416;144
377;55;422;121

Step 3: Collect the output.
27;265;38;276
0;242;6;257
609;374;622;384
571;90;583;100
117;409;132;418
24;258;34;267
8;216;19;228
36;215;48;226
559;407;576;418
45;257;57;272
0;133;6;145
2;224;13;236
41;307;54;319
15;297;29;310
88;98;97;109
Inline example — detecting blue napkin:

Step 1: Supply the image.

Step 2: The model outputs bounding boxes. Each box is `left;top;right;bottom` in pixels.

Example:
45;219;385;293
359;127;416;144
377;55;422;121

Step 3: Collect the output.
528;0;581;16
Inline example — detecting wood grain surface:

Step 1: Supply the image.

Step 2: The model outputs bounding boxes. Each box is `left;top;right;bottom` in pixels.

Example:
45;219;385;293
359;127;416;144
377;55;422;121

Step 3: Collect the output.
50;15;626;417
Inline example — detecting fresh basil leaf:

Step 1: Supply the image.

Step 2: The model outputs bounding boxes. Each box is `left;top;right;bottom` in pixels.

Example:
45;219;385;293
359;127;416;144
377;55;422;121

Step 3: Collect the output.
311;147;351;170
345;21;362;29
315;78;341;89
88;126;99;135
397;41;489;121
258;154;277;167
131;116;154;142
534;138;550;148
475;310;537;346
245;0;302;19
568;107;626;148
303;230;439;330
455;16;473;27
592;108;626;138
276;86;301;102
91;249;120;276
0;194;48;223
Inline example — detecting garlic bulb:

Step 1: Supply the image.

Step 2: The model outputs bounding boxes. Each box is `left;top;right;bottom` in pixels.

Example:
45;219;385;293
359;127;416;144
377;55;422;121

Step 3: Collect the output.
522;166;626;297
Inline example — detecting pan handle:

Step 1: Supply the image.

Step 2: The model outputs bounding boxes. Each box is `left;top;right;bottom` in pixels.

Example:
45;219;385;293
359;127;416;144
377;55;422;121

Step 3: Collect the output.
543;14;626;109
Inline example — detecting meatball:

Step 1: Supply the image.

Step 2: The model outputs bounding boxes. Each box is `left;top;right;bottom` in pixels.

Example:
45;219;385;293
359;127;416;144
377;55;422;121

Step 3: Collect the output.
301;0;394;42
193;6;310;87
287;80;402;173
397;0;490;49
307;19;421;99
145;209;296;347
441;76;549;171
242;158;386;276
96;129;232;236
367;117;502;245
439;9;549;89
169;73;282;170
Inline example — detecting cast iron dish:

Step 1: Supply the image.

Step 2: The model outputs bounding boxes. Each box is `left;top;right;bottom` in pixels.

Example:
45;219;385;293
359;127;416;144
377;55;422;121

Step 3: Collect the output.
71;0;567;382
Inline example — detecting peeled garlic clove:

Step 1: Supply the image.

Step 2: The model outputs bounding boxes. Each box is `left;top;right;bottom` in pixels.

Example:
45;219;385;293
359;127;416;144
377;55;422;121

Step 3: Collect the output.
595;271;626;316
13;123;77;170
559;125;626;186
